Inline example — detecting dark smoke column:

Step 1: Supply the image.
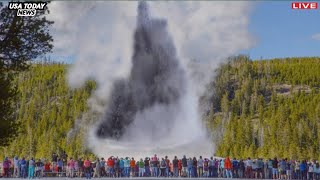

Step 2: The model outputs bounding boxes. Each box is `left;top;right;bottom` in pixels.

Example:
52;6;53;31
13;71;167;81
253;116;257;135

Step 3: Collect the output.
96;1;186;140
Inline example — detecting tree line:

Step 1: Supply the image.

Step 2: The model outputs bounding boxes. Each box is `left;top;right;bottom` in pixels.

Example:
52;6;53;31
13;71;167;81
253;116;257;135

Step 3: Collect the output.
206;56;320;160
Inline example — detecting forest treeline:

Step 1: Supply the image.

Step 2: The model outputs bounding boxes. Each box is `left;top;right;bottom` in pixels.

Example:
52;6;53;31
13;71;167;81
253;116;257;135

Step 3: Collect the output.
207;56;320;160
0;56;320;161
0;62;96;160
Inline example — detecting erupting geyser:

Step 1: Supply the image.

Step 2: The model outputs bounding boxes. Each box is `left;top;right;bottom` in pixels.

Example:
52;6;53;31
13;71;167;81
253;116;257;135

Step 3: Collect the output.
96;1;187;140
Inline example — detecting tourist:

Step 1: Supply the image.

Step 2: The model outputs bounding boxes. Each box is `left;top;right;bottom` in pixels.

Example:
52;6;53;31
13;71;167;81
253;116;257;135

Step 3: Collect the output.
35;159;43;178
187;157;193;178
83;158;91;179
13;156;20;178
208;157;213;177
123;157;130;177
119;158;124;177
314;162;320;180
238;159;245;178
203;158;209;177
272;157;279;179
308;162;314;180
232;158;239;178
165;156;170;177
28;157;35;179
172;156;179;177
160;158;166;177
144;157;150;177
130;157;135;177
197;156;203;177
3;157;11;178
224;156;232;178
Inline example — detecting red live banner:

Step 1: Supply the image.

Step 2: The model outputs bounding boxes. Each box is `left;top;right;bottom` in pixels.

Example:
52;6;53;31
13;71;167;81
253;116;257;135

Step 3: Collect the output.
292;2;318;9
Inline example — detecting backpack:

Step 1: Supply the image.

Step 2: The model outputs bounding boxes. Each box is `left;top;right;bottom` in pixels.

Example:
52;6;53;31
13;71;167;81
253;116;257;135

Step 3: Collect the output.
161;160;166;167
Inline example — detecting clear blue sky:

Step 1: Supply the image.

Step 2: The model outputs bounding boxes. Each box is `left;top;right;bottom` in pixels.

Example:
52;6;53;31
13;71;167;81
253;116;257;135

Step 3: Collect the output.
244;1;320;60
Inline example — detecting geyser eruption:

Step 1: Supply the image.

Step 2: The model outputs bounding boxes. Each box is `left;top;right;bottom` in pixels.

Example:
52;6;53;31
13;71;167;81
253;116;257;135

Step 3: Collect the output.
91;1;213;157
96;1;186;140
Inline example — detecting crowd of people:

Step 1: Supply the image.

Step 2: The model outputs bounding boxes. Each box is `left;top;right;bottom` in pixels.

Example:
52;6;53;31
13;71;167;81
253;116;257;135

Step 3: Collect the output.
1;153;320;179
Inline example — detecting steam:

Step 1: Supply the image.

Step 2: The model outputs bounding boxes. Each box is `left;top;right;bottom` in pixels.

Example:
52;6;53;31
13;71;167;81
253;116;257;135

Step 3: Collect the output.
47;1;254;158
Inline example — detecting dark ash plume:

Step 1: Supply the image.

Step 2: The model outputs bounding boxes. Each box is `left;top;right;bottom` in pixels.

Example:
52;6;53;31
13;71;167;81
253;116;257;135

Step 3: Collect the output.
96;1;187;139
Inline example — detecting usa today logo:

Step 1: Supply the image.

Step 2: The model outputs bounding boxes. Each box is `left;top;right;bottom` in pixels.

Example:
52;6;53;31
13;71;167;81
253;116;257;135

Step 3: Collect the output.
8;2;47;17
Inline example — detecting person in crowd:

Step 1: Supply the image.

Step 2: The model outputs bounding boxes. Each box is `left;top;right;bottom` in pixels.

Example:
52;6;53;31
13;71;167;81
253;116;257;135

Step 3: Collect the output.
220;158;225;178
28;157;35;179
160;158;166;177
295;160;301;179
208;157;214;177
130;157;135;177
165;156;170;177
110;157;116;177
308;162;314;180
314;162;320;180
35;159;44;178
267;158;273;179
286;159;293;180
246;157;253;178
114;157;119;177
119;158;124;177
169;160;174;177
100;157;106;177
272;157;279;179
232;158;239;178
61;151;68;166
192;157;198;177
68;157;76;178
20;157;27;178
123;157;130;177
83;158;91;179
77;158;83;178
52;153;58;172
57;158;63;177
172;156;179;177
279;158;287;179
178;158;182;177
256;158;264;179
73;159;79;177
187;157;192;178
214;158;219;177
144;157;150;177
197;156;203;177
301;160;308;180
138;158;145;177
3;157;11;178
238;159;245;178
43;160;51;177
225;156;232;178
91;158;99;178
134;161;139;177
151;154;158;177
203;158;209;177
13;156;20;178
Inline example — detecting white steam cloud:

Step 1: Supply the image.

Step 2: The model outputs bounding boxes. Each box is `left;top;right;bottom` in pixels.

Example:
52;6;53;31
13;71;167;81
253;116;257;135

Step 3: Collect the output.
47;1;254;158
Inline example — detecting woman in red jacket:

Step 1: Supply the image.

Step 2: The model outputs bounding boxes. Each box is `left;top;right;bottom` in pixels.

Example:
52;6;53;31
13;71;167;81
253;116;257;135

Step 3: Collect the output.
107;157;114;177
224;157;232;178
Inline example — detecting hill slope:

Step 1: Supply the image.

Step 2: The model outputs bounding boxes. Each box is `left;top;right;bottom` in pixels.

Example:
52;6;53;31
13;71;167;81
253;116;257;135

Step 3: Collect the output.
0;63;96;160
206;56;320;160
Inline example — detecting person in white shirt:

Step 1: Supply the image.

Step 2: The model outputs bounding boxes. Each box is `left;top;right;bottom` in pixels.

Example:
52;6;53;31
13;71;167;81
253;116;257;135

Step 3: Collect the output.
13;157;20;178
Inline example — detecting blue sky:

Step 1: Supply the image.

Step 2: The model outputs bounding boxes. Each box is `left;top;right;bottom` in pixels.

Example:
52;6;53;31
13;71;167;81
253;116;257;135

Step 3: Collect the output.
244;1;320;60
48;1;320;63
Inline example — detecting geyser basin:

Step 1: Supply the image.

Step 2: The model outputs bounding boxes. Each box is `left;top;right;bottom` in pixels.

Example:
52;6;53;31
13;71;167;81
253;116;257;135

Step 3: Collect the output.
90;1;213;157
